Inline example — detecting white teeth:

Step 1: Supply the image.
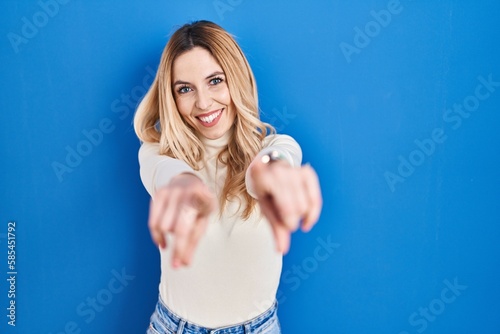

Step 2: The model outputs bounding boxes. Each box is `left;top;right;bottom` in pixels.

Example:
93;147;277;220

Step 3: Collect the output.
199;110;221;124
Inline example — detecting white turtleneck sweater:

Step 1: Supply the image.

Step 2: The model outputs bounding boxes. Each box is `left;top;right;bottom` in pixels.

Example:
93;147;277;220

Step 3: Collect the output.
138;131;301;327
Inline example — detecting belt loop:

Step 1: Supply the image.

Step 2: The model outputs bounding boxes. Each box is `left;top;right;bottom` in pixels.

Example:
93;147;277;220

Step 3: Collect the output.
176;319;186;334
243;323;252;334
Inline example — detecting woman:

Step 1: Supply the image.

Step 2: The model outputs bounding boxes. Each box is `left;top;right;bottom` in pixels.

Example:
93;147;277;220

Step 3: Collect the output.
134;20;322;334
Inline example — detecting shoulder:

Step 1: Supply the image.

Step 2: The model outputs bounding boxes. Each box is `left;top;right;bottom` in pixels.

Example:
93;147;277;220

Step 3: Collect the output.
262;134;300;148
262;134;302;167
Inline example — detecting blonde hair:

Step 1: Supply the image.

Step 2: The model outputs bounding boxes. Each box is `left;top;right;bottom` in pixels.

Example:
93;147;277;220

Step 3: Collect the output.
134;20;274;218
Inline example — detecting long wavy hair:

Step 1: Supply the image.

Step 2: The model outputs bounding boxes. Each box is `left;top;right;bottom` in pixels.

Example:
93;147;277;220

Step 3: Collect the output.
134;20;274;218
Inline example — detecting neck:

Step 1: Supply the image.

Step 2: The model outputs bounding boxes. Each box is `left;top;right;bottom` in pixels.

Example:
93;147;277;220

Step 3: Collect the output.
198;128;234;149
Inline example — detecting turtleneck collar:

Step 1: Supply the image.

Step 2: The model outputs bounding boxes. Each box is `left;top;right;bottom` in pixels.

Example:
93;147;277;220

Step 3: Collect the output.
198;127;234;153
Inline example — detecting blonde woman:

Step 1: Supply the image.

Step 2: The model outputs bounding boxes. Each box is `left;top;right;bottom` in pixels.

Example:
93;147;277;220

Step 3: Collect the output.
134;20;322;334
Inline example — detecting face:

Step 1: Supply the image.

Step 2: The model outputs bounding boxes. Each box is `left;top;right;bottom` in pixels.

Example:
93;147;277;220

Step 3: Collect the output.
172;46;235;140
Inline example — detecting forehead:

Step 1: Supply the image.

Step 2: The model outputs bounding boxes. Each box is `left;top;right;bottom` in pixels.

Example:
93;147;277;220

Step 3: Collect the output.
172;47;223;80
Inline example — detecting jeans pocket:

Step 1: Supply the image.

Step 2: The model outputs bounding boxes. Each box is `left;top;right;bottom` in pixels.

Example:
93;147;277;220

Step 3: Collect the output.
148;322;174;334
147;323;161;334
255;316;281;334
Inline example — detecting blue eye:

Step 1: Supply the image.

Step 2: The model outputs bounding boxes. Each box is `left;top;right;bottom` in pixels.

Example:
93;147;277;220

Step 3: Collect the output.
210;77;223;85
178;86;191;94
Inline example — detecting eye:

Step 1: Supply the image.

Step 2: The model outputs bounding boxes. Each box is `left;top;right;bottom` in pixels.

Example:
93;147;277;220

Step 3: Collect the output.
209;77;223;85
177;85;192;94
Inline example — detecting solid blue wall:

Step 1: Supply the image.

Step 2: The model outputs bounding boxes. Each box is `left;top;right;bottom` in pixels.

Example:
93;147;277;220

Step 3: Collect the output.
1;1;499;333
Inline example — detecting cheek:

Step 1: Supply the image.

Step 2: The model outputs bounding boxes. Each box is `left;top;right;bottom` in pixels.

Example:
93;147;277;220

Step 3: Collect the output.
228;103;237;123
220;87;232;106
175;98;192;118
222;88;235;121
175;98;198;128
212;83;232;107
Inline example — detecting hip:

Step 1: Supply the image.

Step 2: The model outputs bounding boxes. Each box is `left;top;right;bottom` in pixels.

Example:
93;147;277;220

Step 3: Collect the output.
147;296;281;334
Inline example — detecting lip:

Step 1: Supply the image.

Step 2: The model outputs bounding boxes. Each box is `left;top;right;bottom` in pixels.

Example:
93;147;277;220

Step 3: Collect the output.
196;108;223;128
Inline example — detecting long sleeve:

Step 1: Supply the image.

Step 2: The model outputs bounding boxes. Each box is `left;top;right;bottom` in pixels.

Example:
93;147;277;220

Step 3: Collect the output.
138;142;196;197
245;134;302;198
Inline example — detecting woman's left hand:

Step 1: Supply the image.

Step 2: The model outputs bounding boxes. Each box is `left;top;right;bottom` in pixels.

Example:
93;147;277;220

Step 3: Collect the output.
250;159;323;254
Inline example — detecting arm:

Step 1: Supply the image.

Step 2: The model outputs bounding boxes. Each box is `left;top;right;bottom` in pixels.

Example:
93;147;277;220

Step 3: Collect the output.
246;135;323;254
245;134;302;198
138;142;198;197
138;142;216;267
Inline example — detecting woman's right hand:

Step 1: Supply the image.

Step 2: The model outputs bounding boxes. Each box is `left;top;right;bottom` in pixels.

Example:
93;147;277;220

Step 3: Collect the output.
148;173;217;268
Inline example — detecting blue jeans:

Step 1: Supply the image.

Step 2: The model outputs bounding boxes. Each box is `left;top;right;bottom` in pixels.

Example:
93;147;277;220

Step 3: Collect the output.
147;297;281;334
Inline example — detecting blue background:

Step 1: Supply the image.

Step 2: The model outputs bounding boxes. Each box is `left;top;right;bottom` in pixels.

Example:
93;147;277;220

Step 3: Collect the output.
1;1;499;333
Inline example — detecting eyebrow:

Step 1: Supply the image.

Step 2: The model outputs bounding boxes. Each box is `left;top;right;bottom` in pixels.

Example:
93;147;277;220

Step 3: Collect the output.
173;71;225;86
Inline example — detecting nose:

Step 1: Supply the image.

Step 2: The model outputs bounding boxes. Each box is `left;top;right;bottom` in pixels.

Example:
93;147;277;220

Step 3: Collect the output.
195;88;213;111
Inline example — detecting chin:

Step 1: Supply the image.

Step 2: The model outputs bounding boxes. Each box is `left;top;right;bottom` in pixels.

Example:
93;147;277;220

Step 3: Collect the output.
199;124;233;140
201;131;224;140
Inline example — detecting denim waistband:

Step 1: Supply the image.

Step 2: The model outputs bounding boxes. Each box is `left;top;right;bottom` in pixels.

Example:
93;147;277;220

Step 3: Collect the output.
150;296;278;334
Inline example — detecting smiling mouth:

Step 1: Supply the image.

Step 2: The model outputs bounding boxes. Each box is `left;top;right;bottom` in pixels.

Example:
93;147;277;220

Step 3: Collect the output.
197;109;223;125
